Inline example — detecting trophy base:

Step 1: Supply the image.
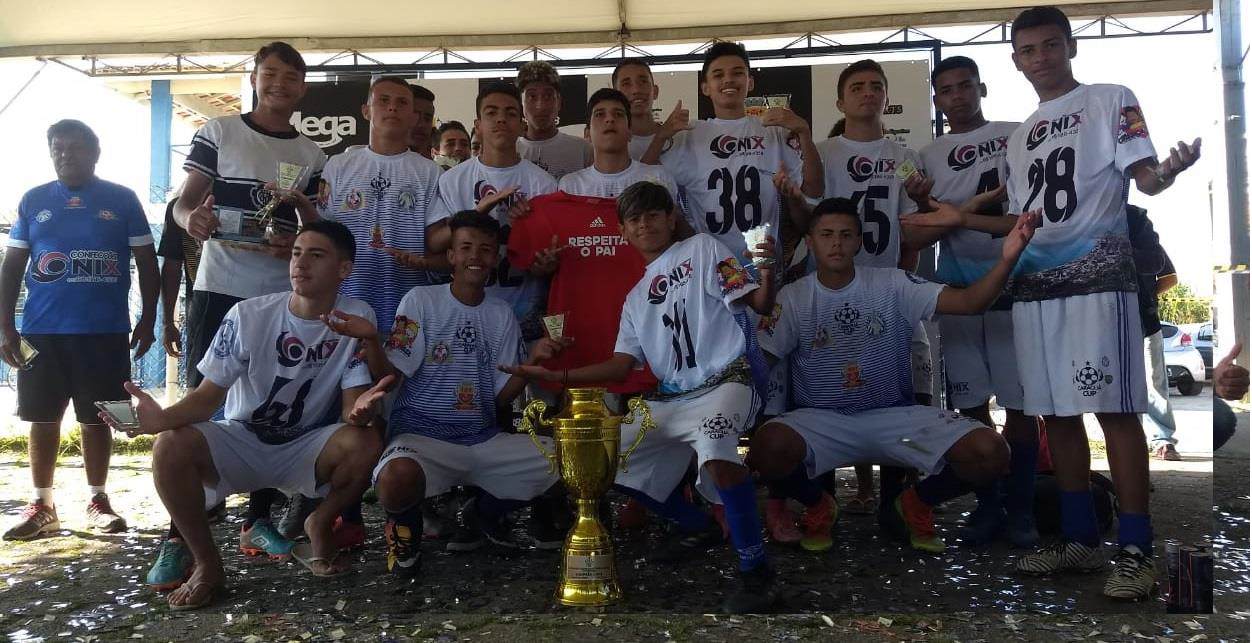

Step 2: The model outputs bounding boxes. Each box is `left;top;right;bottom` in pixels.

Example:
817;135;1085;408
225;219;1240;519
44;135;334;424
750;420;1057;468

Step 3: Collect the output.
555;503;620;607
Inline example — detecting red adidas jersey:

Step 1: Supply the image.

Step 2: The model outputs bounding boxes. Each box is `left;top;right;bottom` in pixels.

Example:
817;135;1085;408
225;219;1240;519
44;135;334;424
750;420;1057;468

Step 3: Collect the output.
509;192;657;394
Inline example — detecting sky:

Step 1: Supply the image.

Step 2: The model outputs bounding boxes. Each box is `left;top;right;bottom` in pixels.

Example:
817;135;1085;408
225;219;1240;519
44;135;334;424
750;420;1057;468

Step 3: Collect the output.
0;18;1234;296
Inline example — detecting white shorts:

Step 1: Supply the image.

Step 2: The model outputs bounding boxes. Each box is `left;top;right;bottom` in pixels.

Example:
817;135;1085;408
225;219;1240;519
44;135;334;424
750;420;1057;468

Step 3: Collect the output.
911;321;934;401
193;420;341;510
939;310;1024;411
772;405;985;477
615;382;761;504
762;359;789;416
372;431;559;501
1013;291;1147;417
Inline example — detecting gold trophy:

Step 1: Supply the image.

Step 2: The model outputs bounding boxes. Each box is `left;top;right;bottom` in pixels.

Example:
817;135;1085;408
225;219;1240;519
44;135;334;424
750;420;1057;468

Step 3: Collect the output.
519;388;655;607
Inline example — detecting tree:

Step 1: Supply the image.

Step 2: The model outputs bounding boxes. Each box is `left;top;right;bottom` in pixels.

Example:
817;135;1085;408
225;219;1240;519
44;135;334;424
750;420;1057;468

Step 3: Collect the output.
1158;283;1212;324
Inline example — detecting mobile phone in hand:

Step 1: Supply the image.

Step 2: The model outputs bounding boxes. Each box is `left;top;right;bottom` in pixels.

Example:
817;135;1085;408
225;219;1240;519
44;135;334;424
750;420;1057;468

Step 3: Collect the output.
95;399;139;431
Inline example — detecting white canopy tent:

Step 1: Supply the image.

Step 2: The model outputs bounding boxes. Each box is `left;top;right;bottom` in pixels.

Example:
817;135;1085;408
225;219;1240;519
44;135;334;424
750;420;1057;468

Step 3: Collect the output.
0;0;1209;57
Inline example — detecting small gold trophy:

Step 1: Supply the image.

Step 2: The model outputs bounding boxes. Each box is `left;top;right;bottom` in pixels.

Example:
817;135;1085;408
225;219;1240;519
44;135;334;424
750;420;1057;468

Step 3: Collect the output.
214;161;308;243
519;388;655;607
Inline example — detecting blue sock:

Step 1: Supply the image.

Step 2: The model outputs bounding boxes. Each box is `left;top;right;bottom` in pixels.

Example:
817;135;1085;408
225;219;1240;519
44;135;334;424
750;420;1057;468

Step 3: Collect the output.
614;484;711;533
1004;440;1038;518
768;464;823;507
1117;512;1152;555
915;466;972;507
1059;490;1100;547
716;477;768;572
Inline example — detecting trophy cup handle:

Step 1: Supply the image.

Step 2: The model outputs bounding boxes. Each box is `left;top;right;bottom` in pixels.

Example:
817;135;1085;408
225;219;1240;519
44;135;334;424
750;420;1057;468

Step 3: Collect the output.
618;397;656;473
519;399;558;475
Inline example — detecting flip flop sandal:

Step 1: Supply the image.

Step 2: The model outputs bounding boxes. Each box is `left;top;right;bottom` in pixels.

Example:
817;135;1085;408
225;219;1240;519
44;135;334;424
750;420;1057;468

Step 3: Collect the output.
844;496;878;515
292;542;351;578
168;581;226;611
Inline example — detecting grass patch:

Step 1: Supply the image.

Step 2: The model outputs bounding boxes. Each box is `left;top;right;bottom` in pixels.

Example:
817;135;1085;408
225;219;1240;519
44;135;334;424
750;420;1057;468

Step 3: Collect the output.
0;425;154;455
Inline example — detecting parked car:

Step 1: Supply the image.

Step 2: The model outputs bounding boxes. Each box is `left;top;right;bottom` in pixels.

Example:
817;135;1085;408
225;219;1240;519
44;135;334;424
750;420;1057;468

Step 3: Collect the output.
1161;322;1206;395
1194;322;1213;380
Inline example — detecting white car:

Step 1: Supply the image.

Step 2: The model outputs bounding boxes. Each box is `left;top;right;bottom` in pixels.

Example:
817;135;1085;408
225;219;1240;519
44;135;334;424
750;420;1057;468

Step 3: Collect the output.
1161;322;1206;396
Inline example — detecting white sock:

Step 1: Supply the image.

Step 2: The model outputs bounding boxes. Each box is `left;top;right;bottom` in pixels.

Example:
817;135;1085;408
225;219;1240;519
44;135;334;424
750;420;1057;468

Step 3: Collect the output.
35;487;54;507
89;485;105;497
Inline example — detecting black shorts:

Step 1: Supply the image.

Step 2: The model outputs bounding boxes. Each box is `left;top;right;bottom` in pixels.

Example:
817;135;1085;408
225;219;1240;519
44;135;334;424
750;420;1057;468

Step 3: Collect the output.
16;333;129;424
186;291;243;388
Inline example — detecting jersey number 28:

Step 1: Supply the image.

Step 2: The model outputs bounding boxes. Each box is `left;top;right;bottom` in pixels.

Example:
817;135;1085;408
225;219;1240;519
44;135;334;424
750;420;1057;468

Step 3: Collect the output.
1024;146;1077;224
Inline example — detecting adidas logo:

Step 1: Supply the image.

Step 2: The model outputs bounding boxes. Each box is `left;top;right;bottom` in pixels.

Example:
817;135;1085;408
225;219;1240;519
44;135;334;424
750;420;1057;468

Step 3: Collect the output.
590;216;606;228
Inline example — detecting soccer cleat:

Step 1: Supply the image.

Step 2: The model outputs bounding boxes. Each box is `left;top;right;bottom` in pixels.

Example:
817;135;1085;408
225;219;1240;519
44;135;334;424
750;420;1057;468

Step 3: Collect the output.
1003;509;1040;548
332;517;367;552
1103;545;1156;599
277;494;320;541
765;499;802;545
3;501;60;541
723;564;779;614
894;488;945;553
86;493;127;533
616;497;650;529
146;538;194;591
1016;541;1106;575
384;518;422;579
527;510;566;551
799;494;838;553
239;519;295;560
648;521;724;564
960;505;1004;546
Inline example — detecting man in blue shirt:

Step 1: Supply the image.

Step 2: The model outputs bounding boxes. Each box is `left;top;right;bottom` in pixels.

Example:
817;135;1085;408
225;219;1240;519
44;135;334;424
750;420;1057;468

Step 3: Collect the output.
1;119;160;541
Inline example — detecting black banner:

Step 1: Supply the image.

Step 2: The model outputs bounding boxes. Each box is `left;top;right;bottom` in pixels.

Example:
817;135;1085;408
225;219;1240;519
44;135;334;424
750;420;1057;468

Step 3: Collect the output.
289;81;371;156
696;65;813;125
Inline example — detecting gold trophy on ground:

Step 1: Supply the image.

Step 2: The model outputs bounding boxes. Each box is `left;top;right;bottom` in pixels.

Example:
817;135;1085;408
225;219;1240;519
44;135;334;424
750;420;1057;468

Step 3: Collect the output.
519;388;655;607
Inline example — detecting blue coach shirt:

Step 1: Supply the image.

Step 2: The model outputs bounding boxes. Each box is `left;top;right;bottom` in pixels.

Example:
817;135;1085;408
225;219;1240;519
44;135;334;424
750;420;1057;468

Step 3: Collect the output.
7;178;153;334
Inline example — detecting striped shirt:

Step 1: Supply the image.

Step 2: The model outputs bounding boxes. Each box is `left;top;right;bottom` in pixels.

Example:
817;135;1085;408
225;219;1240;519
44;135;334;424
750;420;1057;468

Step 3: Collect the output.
319;146;442;333
758;268;942;413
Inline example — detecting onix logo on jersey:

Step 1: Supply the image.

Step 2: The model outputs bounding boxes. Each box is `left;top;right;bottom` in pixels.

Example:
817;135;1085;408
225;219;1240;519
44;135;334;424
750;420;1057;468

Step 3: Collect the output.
646;259;694;305
847;156;897;183
275;331;341;368
1026;109;1084;151
30;250;120;284
473;181;522;212
946;136;1010;171
709;135;766;160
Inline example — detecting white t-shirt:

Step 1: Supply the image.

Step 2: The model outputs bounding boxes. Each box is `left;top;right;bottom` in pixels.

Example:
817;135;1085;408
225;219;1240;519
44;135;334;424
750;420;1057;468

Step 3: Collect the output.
385;284;525;446
919;121;1019;287
815;136;921;268
184;114;327;299
1006;83;1156;301
558;160;679;201
517;132;594;180
615;234;759;394
430;157;558;339
758;268;942;414
319;146;443;333
198;293;374;444
659;117;803;262
628;133;657;161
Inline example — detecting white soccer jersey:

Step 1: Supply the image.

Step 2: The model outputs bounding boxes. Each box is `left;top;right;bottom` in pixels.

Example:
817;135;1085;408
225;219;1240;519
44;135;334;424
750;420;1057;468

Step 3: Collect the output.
184;115;327;299
385;284;526;446
919;121;1019;287
318;146;443;332
1006;84;1156;301
430;157;558;338
758;268;943;413
517;132;594;180
198;293;374;444
816;136;921;268
659;117;802;262
558;160;679;201
615;234;758;394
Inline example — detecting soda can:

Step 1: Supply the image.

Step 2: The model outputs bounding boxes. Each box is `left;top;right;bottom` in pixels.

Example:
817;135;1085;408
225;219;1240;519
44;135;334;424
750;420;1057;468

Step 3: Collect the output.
1164;539;1182;612
1190;551;1213;614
